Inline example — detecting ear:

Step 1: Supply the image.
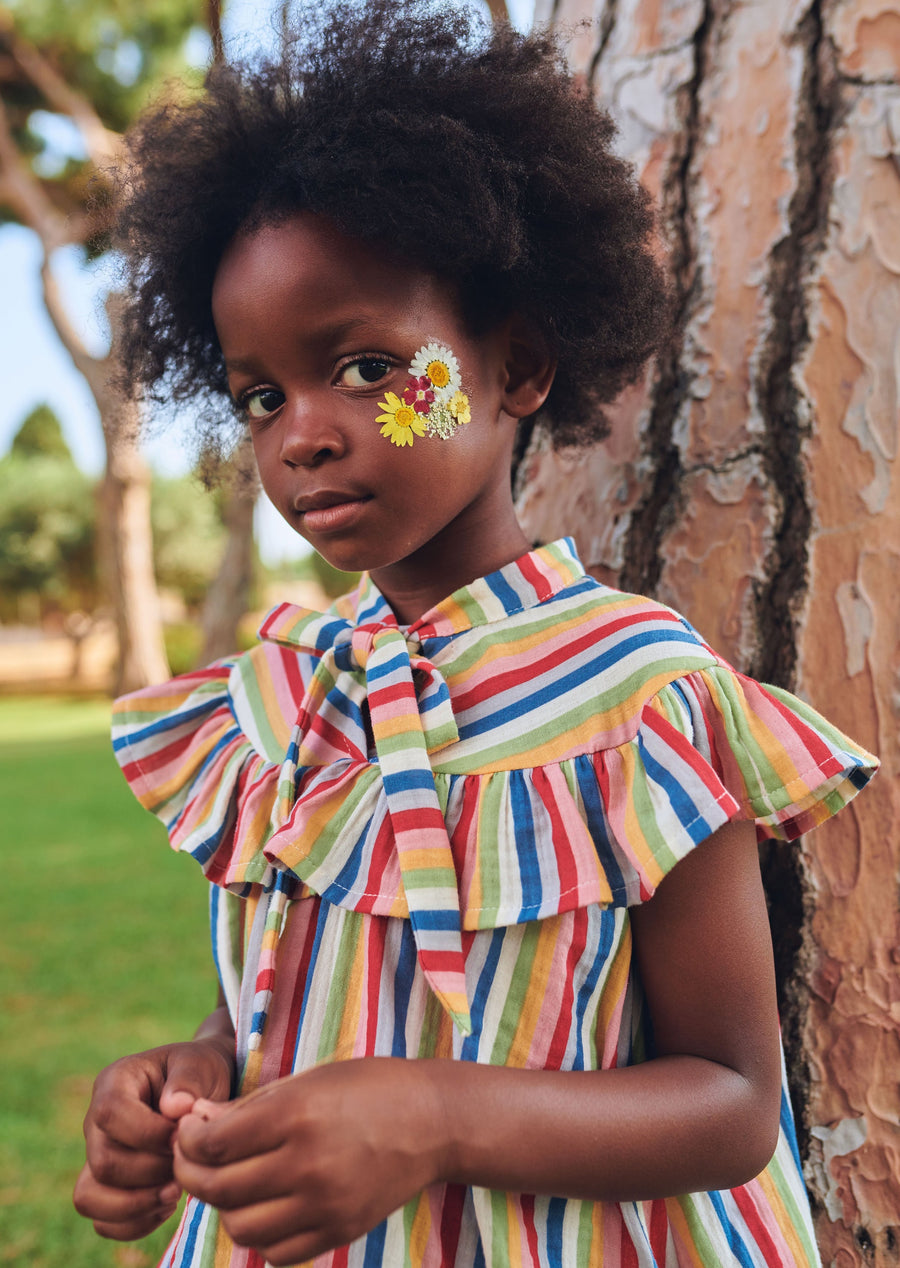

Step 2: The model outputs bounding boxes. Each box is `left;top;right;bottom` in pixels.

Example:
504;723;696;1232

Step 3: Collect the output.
499;314;557;419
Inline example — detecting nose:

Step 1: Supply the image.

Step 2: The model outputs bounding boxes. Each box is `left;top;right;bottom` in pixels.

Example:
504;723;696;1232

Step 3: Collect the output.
278;396;346;468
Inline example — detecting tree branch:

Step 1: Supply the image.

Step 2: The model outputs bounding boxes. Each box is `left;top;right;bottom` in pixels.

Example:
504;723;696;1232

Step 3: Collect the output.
485;0;511;24
206;0;225;65
0;92;72;249
39;257;107;390
0;9;122;169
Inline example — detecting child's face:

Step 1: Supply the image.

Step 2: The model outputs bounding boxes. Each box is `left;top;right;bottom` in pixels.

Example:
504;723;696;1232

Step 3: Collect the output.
212;213;527;611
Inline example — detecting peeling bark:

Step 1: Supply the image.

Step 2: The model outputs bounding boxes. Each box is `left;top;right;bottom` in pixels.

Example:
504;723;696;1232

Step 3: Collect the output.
517;1;900;1260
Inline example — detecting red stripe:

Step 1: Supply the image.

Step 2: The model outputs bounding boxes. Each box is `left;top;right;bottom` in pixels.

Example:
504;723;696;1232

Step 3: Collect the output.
369;679;417;708
649;1198;669;1262
733;1182;785;1265
521;1192;542;1265
279;902;320;1078
391;807;448;835
415;948;465;973
438;1183;466;1267
532;767;580;902
546;908;587;1070
517;552;555;603
365;918;383;1053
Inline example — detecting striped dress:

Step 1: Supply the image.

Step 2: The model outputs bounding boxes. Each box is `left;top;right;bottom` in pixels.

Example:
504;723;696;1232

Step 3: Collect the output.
112;538;877;1268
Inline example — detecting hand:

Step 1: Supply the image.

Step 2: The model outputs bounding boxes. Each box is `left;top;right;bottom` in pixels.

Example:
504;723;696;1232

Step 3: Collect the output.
173;1057;447;1265
73;1034;235;1241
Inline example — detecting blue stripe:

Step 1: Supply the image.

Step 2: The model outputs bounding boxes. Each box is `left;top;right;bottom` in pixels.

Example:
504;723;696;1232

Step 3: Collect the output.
362;1219;388;1265
508;770;545;919
383;768;435;796
484;567;528;614
291;900;331;1069
572;908;615;1070
390;921;419;1057
708;1188;757;1268
574;755;628;904
639;732;713;844
461;929;505;1061
112;697;226;750
780;1083;803;1175
546;1196;567;1268
456;627;707;742
410;909;462;932
366;648;409;681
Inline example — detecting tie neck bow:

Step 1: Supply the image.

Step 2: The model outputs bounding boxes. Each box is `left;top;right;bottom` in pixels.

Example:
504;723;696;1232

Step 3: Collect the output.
259;602;471;1036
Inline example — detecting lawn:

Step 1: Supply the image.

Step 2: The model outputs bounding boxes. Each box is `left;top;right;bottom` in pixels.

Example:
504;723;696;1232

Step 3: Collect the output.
0;696;217;1267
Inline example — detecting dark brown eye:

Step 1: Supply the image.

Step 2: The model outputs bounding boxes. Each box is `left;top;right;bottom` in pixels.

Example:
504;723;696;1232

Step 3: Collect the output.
243;388;285;419
340;359;391;387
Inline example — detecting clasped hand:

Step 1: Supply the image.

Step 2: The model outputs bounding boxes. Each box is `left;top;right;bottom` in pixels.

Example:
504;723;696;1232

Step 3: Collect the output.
172;1057;448;1265
73;1035;235;1241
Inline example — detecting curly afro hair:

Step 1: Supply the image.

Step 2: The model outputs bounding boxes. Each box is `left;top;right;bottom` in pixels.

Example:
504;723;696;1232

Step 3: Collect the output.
115;0;670;448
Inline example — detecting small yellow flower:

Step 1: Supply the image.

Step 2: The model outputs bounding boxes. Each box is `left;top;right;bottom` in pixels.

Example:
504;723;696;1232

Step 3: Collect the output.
449;391;471;426
376;391;427;446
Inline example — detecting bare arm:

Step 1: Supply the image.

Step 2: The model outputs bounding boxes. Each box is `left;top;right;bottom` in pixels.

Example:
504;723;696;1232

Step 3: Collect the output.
173;818;783;1263
431;815;782;1199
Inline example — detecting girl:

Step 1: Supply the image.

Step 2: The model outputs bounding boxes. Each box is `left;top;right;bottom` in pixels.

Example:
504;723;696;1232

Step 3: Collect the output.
74;3;877;1265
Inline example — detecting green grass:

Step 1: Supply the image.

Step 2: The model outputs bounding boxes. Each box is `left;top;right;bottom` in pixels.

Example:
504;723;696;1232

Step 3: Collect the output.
0;698;218;1267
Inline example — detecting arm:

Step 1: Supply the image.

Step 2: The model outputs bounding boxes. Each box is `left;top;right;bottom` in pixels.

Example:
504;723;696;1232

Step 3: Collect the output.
173;818;783;1263
73;989;236;1240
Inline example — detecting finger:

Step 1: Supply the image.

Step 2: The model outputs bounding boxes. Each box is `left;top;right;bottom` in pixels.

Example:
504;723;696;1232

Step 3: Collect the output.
90;1210;178;1243
84;1123;176;1189
73;1163;181;1237
158;1044;233;1122
217;1196;327;1260
87;1089;175;1156
172;1138;286;1209
175;1101;285;1167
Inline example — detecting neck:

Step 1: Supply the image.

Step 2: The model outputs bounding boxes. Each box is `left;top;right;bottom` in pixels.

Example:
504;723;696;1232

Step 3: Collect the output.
370;508;530;626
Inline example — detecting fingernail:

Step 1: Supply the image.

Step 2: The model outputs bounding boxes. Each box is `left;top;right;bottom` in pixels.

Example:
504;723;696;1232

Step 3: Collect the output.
159;1182;181;1204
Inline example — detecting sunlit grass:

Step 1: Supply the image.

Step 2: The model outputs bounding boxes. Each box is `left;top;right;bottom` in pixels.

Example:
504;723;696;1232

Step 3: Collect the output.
0;697;217;1267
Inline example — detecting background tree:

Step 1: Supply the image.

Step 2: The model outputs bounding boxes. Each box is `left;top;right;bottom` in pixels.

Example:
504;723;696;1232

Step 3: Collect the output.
0;1;222;692
517;1;900;1260
0;405;96;623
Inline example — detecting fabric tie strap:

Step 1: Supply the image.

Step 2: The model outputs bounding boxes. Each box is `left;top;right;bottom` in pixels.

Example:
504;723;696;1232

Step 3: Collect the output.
258;604;472;1036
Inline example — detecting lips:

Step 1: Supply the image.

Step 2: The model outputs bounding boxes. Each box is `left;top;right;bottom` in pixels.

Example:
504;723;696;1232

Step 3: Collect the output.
293;489;372;533
293;489;371;514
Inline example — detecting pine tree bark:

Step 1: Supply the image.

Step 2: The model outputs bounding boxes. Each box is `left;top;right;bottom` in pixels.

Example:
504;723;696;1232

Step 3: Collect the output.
520;1;900;1260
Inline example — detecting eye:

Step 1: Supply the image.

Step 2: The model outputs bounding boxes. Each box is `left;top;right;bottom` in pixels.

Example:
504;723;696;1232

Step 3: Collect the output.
337;357;392;388
240;388;285;420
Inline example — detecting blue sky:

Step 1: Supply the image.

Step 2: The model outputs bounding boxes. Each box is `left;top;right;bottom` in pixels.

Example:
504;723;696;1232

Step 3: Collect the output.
0;0;533;563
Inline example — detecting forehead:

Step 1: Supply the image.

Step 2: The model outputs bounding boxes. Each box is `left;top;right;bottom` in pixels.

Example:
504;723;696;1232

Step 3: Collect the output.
211;213;456;340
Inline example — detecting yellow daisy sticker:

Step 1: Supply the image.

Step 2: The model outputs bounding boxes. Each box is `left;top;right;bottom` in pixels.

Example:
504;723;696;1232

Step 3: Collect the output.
376;392;428;446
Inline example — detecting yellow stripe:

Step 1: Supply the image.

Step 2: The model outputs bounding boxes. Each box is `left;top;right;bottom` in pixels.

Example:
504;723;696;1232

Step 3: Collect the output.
508;917;560;1065
408;1188;434;1262
333;921;366;1058
756;1166;809;1265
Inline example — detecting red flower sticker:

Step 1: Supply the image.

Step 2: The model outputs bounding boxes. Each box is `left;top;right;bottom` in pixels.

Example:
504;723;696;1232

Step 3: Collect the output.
402;375;436;415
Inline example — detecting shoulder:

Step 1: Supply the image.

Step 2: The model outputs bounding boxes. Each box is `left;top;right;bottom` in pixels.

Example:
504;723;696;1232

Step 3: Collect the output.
433;577;721;770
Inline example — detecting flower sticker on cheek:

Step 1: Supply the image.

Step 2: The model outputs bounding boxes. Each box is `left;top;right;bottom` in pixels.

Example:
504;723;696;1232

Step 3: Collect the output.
376;342;470;447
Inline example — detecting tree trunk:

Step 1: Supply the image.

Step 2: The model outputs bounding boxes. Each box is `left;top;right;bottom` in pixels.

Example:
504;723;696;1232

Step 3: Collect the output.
520;1;900;1261
96;379;170;695
200;436;259;664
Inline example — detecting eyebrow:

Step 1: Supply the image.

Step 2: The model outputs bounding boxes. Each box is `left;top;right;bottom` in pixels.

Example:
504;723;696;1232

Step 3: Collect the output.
222;315;395;373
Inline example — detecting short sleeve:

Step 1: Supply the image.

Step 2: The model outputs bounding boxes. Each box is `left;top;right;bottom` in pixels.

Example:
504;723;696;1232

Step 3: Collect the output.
580;664;878;907
652;666;877;839
111;661;280;890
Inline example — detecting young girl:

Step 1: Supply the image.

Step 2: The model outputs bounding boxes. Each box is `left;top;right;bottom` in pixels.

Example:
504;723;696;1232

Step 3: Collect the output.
74;3;878;1265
